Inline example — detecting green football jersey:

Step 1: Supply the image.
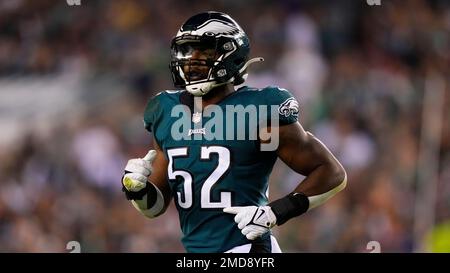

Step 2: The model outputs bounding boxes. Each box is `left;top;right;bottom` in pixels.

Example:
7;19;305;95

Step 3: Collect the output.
143;86;299;253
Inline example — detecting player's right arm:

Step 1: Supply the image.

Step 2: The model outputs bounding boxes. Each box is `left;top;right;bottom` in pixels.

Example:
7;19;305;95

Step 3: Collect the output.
122;137;171;219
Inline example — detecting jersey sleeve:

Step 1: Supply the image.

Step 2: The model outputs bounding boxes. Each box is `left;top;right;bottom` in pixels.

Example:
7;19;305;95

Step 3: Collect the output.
262;86;299;125
143;92;164;133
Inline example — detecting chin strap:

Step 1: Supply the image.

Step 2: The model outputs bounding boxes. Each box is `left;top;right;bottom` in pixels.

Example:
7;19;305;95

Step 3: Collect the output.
187;57;265;95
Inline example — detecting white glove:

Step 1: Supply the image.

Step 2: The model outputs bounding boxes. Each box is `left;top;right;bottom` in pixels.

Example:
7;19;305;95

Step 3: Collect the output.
122;150;157;192
223;206;277;240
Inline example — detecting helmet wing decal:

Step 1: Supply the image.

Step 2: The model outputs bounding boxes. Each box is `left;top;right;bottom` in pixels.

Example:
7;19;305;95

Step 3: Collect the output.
177;19;240;37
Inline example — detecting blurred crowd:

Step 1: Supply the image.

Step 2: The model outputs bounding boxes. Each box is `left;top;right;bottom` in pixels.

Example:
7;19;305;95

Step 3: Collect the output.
0;0;449;252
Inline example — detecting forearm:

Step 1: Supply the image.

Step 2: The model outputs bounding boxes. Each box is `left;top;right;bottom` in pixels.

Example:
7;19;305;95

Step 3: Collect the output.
294;161;347;209
269;167;346;225
271;125;347;225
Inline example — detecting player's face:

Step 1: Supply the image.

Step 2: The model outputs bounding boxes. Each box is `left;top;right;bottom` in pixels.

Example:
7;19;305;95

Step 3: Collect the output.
182;47;216;82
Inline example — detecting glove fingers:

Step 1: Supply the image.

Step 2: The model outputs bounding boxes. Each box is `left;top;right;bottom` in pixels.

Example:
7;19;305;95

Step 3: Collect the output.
237;218;247;230
124;172;147;183
143;150;157;163
242;207;257;226
223;207;241;215
234;212;245;224
246;232;258;240
241;226;252;236
237;213;253;229
123;173;147;191
127;159;152;171
246;226;267;240
125;164;151;176
256;226;267;234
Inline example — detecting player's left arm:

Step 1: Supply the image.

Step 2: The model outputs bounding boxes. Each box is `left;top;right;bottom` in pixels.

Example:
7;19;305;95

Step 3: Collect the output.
224;121;346;240
270;121;347;224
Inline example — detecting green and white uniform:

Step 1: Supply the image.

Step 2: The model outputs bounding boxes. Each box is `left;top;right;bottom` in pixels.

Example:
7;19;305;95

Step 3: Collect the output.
144;86;299;253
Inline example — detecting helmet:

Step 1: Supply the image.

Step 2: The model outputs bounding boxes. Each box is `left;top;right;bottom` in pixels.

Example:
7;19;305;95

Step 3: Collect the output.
169;11;263;96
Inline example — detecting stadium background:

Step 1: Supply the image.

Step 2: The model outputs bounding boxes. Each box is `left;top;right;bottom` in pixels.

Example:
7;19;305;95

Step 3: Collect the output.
0;0;449;252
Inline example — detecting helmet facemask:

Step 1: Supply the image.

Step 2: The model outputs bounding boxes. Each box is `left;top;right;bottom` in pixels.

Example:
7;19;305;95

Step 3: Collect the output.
170;34;245;96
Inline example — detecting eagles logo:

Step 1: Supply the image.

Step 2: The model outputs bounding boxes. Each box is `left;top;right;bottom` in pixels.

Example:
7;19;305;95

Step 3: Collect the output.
278;98;299;117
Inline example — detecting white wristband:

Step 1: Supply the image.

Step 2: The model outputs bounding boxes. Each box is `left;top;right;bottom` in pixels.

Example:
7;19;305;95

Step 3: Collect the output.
131;182;165;218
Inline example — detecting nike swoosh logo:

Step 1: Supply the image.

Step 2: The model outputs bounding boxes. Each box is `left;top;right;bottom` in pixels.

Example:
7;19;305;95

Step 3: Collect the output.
255;209;265;222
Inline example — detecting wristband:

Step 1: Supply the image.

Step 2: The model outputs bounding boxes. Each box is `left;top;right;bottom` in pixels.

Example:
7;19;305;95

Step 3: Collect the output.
268;192;309;225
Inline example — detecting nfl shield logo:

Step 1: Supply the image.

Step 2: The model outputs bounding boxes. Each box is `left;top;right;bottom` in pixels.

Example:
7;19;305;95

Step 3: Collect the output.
192;112;202;124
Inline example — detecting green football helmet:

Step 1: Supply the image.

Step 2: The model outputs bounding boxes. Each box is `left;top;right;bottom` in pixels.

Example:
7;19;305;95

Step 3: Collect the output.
170;11;263;96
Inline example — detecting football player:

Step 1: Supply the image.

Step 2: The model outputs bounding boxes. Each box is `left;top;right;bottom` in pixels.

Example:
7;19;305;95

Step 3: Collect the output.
122;11;347;253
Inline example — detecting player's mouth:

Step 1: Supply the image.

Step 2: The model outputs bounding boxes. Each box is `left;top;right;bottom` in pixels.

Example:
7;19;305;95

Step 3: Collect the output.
186;70;208;81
